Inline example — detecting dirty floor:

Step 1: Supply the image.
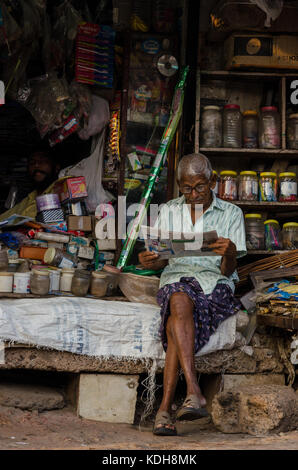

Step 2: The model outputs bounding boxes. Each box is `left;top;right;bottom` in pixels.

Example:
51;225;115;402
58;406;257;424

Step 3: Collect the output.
0;405;298;450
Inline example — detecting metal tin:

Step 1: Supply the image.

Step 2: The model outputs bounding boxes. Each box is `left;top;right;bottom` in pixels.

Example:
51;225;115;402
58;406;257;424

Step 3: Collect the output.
36;194;61;212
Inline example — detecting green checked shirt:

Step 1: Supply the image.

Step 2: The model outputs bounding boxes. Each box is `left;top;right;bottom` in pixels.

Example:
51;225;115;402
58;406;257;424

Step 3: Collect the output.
155;191;247;294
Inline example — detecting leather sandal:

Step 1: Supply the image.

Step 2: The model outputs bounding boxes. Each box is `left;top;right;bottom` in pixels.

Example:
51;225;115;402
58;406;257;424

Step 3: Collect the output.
153;410;177;436
176;394;209;421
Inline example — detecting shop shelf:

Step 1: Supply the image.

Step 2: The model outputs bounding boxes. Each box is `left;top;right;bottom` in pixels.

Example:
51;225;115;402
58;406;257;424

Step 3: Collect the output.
231;201;298;211
199;147;298;158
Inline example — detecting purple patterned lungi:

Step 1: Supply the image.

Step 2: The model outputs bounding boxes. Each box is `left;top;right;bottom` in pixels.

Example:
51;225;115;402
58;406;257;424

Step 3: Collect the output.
156;277;242;354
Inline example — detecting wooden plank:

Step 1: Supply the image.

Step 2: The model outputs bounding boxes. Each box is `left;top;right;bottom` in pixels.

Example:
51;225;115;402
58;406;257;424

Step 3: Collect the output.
281;77;286;150
199;147;298;157
201;70;298;79
257;313;298;330
250;266;298;288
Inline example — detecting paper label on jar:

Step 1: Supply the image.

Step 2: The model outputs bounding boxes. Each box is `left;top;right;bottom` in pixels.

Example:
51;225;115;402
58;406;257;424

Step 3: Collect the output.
280;181;297;197
58;257;74;269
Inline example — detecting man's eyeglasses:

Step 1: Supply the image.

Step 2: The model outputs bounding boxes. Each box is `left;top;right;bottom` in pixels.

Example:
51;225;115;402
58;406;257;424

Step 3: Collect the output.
179;183;209;194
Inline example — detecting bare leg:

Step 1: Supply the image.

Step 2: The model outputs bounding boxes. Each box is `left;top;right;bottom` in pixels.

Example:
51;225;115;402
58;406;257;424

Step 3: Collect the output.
168;292;206;406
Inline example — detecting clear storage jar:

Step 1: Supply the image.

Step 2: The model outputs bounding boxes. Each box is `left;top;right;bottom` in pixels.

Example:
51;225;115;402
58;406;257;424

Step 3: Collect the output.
239;171;258;201
279;172;297;202
91;272;108;297
219;171;238;200
287;114;298;149
102;265;120;296
44;247;75;269
242;110;258;148
71;270;91;297
213;170;219;196
264;220;282;251
259;106;280;149
200;106;222;148
0;250;8;272
223;104;242;148
30;270;50;295
282;222;298;250
245;214;264;250
259;172;278;202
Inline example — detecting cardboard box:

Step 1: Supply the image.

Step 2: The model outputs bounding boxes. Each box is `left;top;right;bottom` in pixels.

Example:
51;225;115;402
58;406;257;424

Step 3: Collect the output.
55;177;88;203
225;34;298;70
78;246;95;260
67;216;92;232
19;246;47;261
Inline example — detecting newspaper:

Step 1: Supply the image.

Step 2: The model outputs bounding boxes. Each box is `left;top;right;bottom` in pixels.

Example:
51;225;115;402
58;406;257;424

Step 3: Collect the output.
142;226;219;259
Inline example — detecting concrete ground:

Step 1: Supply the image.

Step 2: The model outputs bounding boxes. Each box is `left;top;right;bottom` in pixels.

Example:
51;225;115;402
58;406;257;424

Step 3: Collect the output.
0;404;298;450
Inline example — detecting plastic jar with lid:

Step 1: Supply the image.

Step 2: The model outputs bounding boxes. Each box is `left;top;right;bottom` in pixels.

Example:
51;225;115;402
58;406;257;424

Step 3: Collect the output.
264;220;282;251
71;270;91;297
287;114;298;149
242;110;258;148
259;106;280;149
213;170;219;196
200;106;222;148
239;171;258;201
91;272;108;297
259;172;278;202
44;247;75;269
219;171;238;200
0;250;8;272
279;172;297;202
60;268;75;292
245;214;264;250
282;222;298;250
102;265;120;296
30;270;50;295
223;104;242;148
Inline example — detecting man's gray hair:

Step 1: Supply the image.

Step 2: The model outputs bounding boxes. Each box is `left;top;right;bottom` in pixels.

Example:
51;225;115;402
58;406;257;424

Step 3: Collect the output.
177;153;213;181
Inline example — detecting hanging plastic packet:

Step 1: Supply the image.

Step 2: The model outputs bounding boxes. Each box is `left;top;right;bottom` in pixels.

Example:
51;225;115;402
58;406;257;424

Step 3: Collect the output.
48;114;80;147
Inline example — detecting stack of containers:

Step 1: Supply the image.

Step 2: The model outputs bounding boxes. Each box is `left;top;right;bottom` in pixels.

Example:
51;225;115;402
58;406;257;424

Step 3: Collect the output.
36;194;64;224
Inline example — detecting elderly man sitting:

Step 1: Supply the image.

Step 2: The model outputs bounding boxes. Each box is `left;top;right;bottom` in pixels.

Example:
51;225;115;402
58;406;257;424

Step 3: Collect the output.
139;153;246;436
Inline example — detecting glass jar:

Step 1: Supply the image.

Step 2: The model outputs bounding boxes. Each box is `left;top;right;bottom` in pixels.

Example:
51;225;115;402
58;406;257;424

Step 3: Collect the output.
223;104;242;148
200;105;222;148
219;171;238;200
71;270;91;297
60;268;75;292
91;272;108;297
287;114;298;149
259;106;280;149
30;270;50;295
213;170;219;196
279;172;297;202
48;269;61;293
282;222;298;250
102;265;120;296
245;214;264;250
264;220;282;251
239;171;258;201
44;248;75;269
259;172;278;202
0;250;8;272
242;110;258;148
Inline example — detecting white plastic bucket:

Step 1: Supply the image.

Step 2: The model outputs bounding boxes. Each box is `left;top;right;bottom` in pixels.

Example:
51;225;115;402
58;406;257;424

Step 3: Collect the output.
13;272;31;294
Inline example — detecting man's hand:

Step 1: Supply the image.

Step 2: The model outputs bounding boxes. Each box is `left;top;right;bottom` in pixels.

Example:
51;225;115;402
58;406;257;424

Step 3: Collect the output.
208;237;236;257
208;237;237;277
138;251;168;271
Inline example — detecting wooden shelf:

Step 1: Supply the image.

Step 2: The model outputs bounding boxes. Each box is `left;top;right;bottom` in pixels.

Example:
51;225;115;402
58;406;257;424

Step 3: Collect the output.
231;201;298;211
201;70;298;79
247;250;292;255
257;313;298;330
199;147;298;158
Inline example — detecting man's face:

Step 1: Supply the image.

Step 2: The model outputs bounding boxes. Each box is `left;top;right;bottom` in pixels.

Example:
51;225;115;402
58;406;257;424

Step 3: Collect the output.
177;173;216;209
28;152;55;184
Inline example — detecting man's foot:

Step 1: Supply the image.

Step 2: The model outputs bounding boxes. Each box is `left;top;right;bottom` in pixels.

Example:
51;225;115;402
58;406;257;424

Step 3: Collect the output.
176;394;209;421
153;410;177;436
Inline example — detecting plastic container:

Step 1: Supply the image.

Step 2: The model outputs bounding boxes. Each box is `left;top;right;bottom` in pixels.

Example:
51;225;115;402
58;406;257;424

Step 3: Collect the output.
259;106;280;149
91;272;108;297
219;171;238;200
239;171;258;201
0;272;13;292
264;220;282;251
44;248;75;269
213;170;219;196
48;269;61;293
34;232;70;243
102;265;120;296
0;250;9;272
13;272;31;294
282;222;298;250
259;172;278;202
245;214;264;250
71;270;91;297
287;114;298;149
200;106;222;148
223;104;242;148
242;110;258;148
30;270;50;295
279;172;297;202
60;268;75;292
